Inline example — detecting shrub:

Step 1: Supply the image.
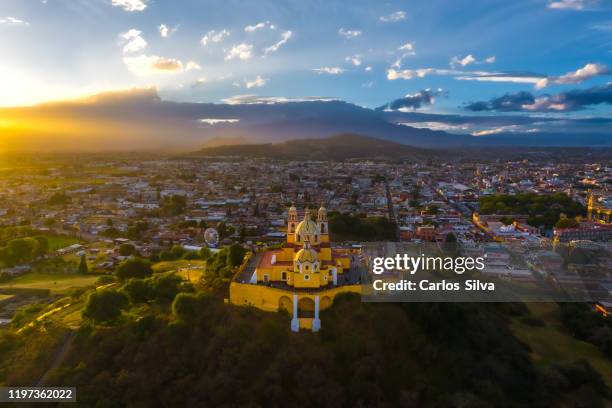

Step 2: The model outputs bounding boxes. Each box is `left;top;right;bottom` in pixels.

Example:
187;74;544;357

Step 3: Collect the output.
172;293;200;322
115;258;153;280
122;278;152;304
83;289;129;323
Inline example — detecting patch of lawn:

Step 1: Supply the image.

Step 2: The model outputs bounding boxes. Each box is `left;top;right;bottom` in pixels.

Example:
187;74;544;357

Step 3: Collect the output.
153;260;206;273
0;273;98;294
176;268;204;282
45;235;82;251
512;302;612;388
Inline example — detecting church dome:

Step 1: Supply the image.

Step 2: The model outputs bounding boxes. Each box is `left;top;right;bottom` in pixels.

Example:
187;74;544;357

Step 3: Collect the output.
295;211;319;243
295;246;318;263
318;205;327;219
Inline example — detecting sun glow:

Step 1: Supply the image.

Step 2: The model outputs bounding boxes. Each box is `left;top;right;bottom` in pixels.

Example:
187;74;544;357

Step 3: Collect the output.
0;68;143;107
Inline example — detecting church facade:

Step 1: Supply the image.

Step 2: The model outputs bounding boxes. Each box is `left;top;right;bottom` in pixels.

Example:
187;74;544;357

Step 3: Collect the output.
229;206;361;332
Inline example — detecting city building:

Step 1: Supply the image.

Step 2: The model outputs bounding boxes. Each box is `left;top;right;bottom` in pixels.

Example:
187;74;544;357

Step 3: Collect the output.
588;192;611;225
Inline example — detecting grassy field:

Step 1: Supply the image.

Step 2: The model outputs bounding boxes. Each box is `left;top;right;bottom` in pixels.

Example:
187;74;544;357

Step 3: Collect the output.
153;260;206;273
176;268;204;283
0;273;99;294
512;303;612;388
0;294;15;302
45;235;82;251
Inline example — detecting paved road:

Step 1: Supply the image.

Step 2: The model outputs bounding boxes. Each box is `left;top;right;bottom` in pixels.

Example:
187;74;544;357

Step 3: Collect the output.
235;252;262;283
384;178;400;242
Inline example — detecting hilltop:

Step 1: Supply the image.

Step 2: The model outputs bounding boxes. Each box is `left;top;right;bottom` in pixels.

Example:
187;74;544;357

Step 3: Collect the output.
191;133;436;160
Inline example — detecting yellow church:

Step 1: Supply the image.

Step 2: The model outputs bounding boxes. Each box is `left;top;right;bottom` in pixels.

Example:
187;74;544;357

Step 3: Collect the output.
229;206;361;332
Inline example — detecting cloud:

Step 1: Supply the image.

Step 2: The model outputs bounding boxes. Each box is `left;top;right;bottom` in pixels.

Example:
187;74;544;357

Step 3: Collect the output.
455;72;544;84
159;24;169;38
245;75;267;88
0;17;29;26
391;42;415;69
376;88;446;111
591;21;612;31
221;95;338;105
119;29;147;54
159;24;178;38
365;66;373;72
535;63;609;89
471;126;538;137
379;11;407;23
464;84;612;112
383;109;612;136
386;67;545;84
191;78;207;88
547;0;596;10
338;28;361;39
111;0;147;12
245;21;275;32
225;43;253;60
123;55;184;75
451;54;496;68
464;91;536;112
313;67;345;75
201;29;230;46
451;54;476;67
387;68;453;80
185;61;201;71
264;30;292;55
345;54;362;66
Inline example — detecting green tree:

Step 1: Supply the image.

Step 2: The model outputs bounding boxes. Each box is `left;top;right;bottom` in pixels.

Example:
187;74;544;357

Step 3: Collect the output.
555;217;579;229
115;258;153;280
118;243;136;257
122;278;152;304
83;289;129;323
149;273;185;302
172;293;200;322
199;246;211;260
445;232;457;243
227;243;247;268
170;245;185;259
78;254;89;274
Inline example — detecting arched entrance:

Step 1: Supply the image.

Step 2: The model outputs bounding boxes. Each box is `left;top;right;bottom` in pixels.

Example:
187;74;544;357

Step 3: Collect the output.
298;297;315;312
279;296;292;312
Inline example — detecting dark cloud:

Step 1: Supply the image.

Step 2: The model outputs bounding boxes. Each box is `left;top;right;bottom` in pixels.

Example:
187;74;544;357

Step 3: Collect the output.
376;88;446;111
464;91;535;111
464;83;612;112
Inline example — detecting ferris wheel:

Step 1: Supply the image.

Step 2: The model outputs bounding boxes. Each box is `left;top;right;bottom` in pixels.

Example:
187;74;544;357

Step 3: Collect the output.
204;228;220;247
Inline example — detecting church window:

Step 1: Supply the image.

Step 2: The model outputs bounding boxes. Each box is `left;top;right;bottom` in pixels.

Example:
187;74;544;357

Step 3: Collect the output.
321;223;326;233
281;271;287;281
304;274;310;280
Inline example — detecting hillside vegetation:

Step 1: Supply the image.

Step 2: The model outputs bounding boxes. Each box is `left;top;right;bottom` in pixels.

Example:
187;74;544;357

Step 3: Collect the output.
192;134;434;160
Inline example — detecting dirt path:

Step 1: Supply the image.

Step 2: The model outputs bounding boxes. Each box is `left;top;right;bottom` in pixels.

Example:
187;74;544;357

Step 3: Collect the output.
36;330;76;386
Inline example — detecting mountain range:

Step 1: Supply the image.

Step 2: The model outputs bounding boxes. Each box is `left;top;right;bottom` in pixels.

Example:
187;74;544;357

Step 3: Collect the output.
1;88;609;151
191;133;437;160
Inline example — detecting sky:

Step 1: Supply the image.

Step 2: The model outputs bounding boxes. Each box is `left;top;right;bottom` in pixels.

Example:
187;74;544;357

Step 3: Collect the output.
1;0;611;122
